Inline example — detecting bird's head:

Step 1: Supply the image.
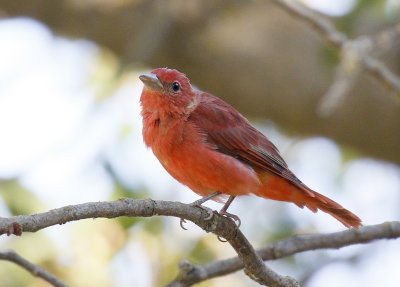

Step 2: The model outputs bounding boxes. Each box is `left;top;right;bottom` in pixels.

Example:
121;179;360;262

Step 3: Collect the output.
139;68;197;116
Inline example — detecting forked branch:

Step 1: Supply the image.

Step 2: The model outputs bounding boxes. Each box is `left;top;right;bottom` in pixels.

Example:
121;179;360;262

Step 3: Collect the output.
0;199;298;287
1;199;398;286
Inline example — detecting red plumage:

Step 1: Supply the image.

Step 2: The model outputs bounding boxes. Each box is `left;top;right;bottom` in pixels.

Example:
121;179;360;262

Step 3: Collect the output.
140;68;362;228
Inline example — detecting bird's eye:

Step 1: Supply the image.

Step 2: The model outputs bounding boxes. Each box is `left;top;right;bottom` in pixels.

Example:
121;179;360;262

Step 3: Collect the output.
172;82;180;92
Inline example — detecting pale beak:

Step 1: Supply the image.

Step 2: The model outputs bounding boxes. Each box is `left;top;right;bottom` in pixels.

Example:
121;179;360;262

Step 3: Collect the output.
139;73;163;91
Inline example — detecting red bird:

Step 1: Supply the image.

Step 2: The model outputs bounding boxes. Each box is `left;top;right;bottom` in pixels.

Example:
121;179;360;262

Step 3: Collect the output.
139;68;362;229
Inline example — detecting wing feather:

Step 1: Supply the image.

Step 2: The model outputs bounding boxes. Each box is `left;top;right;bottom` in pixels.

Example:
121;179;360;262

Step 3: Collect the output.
188;93;304;184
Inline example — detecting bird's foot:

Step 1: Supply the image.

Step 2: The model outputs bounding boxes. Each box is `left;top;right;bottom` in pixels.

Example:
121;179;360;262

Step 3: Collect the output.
216;211;241;242
180;202;215;230
191;201;215;220
219;210;241;228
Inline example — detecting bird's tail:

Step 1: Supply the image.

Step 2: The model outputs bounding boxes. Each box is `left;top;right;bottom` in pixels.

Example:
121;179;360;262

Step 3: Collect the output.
293;189;362;229
257;174;362;228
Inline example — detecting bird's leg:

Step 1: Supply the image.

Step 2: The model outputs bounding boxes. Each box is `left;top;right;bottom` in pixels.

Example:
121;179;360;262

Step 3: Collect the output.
180;191;222;230
216;195;241;242
219;195;241;228
191;191;222;207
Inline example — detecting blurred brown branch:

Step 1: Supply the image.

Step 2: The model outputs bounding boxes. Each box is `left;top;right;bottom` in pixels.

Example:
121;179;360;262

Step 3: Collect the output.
168;221;400;286
1;0;400;164
0;249;68;287
272;0;400;116
0;199;298;287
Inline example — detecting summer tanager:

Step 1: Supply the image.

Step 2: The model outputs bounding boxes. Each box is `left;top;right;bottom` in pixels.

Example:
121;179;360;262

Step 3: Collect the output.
139;68;362;229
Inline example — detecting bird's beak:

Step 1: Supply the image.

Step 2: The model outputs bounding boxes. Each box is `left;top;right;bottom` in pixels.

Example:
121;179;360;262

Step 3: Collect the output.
139;73;163;91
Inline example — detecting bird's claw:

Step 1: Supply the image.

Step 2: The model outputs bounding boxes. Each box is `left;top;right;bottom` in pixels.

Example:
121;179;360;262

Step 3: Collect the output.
217;236;228;242
180;218;188;230
219;210;241;228
179;203;215;230
192;203;215;221
216;211;241;243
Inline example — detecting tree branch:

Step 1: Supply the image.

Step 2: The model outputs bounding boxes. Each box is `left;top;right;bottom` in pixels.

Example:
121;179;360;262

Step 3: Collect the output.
2;199;398;286
1;201;399;286
271;0;346;48
168;221;400;285
0;249;68;287
0;199;298;287
272;0;400;115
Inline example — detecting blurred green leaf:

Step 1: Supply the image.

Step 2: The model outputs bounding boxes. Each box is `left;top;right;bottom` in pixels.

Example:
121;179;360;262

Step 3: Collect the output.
142;217;163;234
119;123;133;139
320;45;340;67
262;218;297;244
337;0;388;35
341;145;363;163
0;180;45;215
188;238;217;264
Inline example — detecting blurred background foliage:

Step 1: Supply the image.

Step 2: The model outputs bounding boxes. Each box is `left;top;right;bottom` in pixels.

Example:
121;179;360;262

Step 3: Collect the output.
0;0;399;286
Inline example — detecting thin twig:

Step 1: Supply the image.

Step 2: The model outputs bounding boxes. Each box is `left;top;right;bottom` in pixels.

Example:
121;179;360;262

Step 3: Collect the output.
271;0;346;47
317;41;362;117
168;221;400;285
0;199;298;287
363;56;400;97
271;0;400;114
369;22;400;54
0;250;68;287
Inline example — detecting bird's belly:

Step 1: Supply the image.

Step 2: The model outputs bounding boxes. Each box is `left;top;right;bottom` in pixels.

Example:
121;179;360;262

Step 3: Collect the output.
155;143;261;198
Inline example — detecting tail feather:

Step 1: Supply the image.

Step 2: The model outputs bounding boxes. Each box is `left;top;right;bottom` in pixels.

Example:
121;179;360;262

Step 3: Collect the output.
298;191;362;229
257;173;362;228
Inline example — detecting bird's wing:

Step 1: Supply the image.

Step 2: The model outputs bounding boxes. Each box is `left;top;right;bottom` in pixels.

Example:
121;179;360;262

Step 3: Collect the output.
188;93;304;187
